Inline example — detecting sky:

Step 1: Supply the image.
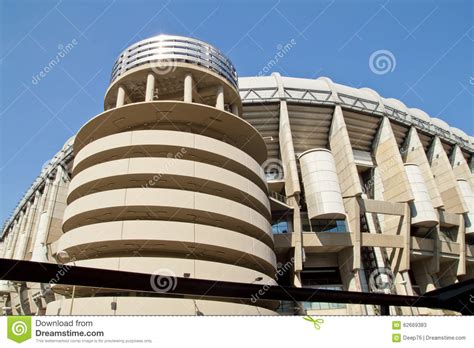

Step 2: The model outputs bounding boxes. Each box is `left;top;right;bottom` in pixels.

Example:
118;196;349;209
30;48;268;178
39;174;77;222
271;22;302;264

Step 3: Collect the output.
0;0;473;223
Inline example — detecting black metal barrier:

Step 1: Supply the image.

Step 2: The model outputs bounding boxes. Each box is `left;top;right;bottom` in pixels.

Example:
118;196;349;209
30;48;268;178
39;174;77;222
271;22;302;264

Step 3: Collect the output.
0;258;472;315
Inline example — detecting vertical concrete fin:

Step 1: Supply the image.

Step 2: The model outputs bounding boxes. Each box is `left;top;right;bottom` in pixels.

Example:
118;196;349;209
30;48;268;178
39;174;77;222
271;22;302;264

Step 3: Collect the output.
457;214;466;276
273;73;301;197
428;137;468;214
405;127;444;208
329;106;362;197
343;196;361;271
451;145;474;190
373;117;414;203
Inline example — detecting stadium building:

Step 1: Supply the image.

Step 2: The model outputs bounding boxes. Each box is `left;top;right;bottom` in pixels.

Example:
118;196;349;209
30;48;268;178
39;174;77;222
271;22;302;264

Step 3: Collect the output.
1;35;473;316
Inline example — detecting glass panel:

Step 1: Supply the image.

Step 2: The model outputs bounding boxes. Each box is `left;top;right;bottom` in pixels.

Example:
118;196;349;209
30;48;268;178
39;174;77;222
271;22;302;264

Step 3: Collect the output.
271;220;289;234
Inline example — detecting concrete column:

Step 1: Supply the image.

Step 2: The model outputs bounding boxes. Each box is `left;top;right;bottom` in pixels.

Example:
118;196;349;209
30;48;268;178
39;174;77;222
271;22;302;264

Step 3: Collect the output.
338;248;365;315
23;191;40;257
344;196;361;270
231;103;239;116
329;106;362;197
2;227;14;258
31;167;64;262
116;86;125;107
457;214;466;276
394;271;419;315
184;73;193;103
451;145;474;190
289;195;303;278
401;203;411;272
404;127;444;208
426;224;440;276
13;201;32;259
13;191;40;260
272;73;300;197
0;240;5;257
373;117;414;203
428;137;467;214
215;85;224;110
28;181;51;256
5;213;24;259
145;73;155;102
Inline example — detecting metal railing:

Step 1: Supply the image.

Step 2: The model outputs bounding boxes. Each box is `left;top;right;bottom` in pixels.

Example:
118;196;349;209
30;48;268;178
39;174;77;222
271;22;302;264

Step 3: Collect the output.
269;191;288;205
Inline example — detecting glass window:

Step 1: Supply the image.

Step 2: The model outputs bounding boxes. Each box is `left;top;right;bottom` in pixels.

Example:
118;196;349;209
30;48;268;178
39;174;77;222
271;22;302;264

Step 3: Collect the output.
302;285;346;310
301;268;346;310
272;220;289;234
301;212;347;233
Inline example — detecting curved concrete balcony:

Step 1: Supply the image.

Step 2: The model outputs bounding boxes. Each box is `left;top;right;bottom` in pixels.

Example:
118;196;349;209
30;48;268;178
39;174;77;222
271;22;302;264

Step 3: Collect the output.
73;101;266;165
56;220;277;276
72;130;267;192
50;256;277;296
62;188;273;248
46;297;277;315
67;158;270;218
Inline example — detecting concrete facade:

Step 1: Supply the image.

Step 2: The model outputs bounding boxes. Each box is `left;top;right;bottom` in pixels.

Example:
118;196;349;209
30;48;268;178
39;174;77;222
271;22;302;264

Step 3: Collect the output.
1;35;473;316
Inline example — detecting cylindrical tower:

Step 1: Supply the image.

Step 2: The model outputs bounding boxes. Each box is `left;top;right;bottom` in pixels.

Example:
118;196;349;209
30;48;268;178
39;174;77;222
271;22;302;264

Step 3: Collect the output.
48;35;277;315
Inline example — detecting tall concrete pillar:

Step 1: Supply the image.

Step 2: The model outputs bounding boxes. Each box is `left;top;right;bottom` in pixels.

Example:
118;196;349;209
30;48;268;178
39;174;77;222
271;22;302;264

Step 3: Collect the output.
18;191;40;259
2;227;14;258
184;73;193;103
288;195;303;282
0;240;5;257
272;73;303;290
31;167;64;262
145;73;155;102
116;86;125;107
338;248;365;315
394;271;419;315
5;213;24;259
13;201;33;259
344;196;361;270
272;73;300;198
373;117;414;203
451;145;474;190
429;137;467;214
457;214;466;276
27;180;51;257
329;106;362;197
404;127;443;208
457;179;474;234
216;85;224;110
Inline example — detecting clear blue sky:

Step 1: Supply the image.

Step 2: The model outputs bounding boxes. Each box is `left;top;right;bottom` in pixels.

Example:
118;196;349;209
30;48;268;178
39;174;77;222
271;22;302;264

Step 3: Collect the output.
0;0;473;222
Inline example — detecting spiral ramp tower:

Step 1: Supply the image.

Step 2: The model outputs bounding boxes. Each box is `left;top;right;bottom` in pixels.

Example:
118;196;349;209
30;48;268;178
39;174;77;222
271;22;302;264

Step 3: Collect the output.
46;35;277;315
